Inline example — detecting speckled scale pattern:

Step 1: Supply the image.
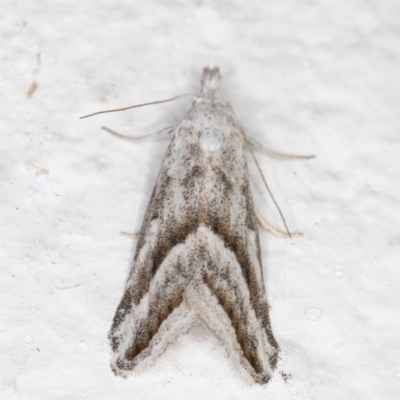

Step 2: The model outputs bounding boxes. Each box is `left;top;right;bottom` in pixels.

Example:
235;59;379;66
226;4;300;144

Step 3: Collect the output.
109;67;279;384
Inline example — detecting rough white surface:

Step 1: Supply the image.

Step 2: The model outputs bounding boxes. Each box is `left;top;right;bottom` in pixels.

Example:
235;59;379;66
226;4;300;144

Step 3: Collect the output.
1;0;400;399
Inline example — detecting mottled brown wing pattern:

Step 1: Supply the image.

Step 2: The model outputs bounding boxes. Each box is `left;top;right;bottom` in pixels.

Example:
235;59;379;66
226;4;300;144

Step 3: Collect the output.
108;66;279;384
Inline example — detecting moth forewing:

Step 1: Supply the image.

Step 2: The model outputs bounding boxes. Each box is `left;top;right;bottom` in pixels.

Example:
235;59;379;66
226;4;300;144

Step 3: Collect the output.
105;67;279;384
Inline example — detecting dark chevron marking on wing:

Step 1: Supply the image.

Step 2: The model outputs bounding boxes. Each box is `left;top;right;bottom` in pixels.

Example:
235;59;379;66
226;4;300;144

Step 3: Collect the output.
108;66;279;384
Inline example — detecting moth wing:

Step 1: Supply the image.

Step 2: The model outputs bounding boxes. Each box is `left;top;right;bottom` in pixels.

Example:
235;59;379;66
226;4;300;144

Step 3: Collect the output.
108;125;206;373
187;226;278;384
109;236;196;375
109;114;278;383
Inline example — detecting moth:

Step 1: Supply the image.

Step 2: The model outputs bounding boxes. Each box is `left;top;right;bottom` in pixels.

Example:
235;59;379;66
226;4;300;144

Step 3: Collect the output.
83;67;311;384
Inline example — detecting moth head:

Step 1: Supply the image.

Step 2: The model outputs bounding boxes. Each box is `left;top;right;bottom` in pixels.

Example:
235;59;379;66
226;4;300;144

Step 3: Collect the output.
201;66;221;97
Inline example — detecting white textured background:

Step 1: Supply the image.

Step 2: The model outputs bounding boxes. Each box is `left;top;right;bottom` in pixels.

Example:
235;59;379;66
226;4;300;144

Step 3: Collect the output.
2;1;400;399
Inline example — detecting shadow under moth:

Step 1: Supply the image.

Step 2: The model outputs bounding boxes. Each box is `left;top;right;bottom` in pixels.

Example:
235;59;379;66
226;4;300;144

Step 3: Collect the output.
82;66;313;384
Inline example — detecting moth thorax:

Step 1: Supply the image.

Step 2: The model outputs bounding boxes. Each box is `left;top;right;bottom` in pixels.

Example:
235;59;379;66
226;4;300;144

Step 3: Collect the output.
201;66;221;97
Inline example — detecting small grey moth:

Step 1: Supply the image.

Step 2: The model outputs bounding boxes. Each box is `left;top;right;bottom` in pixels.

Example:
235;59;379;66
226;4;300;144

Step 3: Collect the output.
107;67;283;384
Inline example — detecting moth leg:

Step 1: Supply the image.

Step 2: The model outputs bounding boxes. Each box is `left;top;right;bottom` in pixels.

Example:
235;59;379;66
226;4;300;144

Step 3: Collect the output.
102;124;176;142
255;208;302;238
245;136;315;160
119;231;139;239
248;149;294;237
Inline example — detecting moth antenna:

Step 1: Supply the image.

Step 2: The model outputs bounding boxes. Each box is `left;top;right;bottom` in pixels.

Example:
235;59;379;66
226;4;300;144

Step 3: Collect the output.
101;124;176;142
80;93;198;119
249;149;292;238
